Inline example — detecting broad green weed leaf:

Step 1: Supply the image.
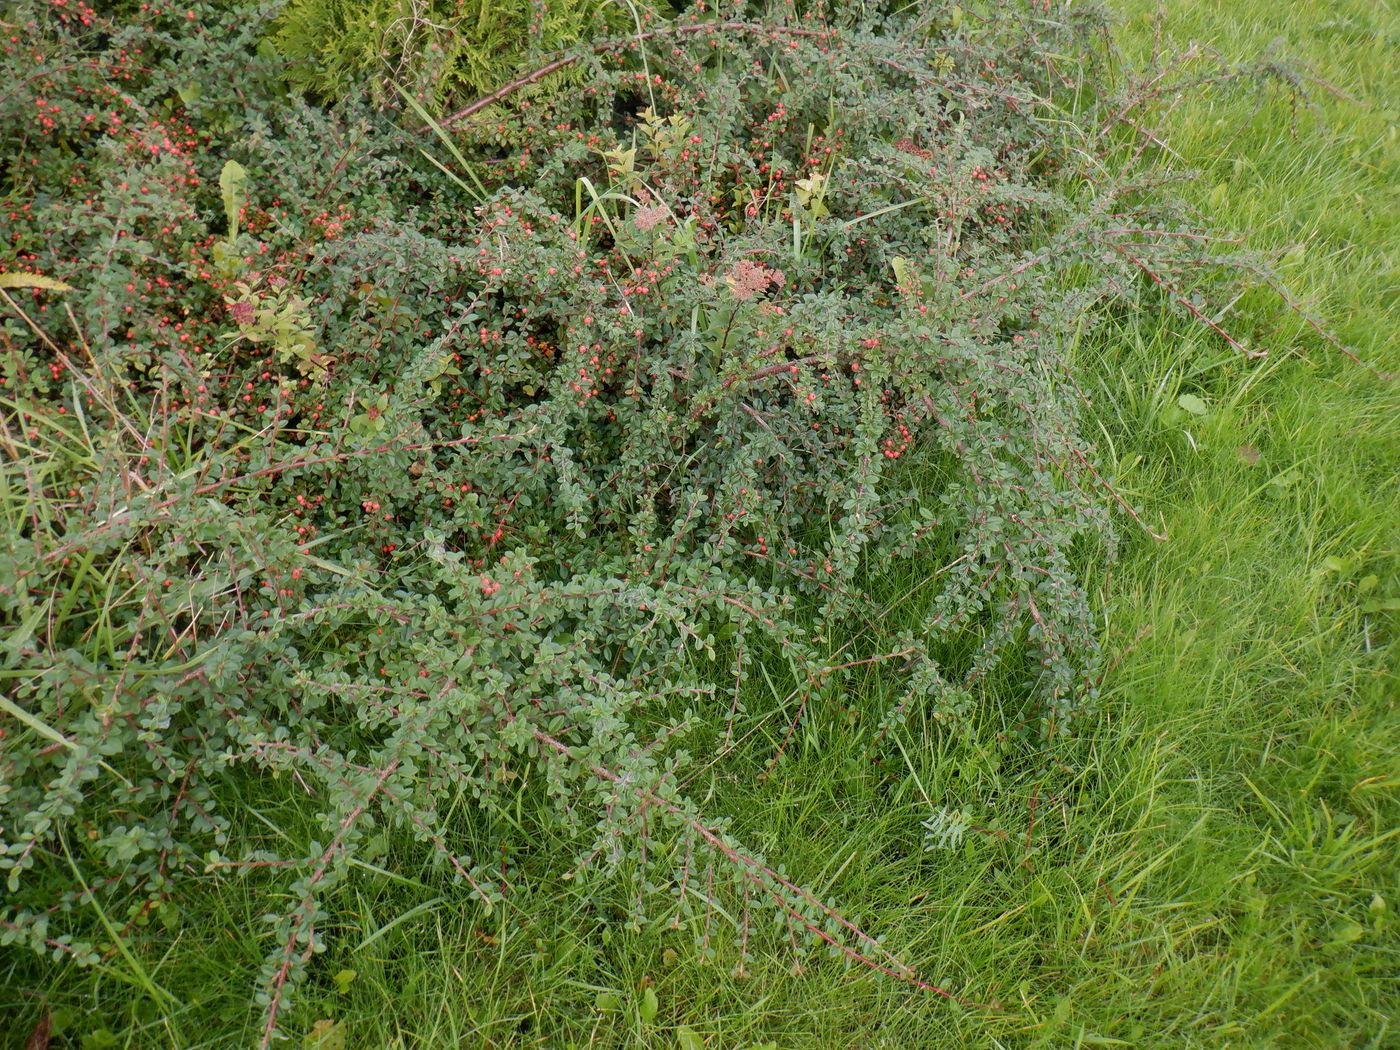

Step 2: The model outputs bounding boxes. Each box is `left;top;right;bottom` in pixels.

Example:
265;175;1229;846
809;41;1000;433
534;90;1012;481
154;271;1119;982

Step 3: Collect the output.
639;985;658;1024
1361;597;1400;613
219;159;248;239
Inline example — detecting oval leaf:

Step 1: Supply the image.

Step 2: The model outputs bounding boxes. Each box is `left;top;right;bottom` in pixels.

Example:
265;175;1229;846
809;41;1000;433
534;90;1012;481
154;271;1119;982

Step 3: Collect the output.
1177;393;1208;416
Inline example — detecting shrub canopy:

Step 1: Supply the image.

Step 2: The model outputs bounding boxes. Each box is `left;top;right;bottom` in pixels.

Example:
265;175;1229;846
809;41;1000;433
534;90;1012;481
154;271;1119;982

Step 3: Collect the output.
1;0;1247;1035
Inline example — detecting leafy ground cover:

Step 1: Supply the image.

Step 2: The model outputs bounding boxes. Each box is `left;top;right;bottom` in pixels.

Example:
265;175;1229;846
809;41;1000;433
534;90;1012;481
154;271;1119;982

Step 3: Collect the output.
2;0;1396;1047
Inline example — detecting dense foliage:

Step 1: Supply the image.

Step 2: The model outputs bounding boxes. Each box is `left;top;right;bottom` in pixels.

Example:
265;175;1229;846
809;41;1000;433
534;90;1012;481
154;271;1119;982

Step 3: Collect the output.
1;0;1273;1038
273;0;644;112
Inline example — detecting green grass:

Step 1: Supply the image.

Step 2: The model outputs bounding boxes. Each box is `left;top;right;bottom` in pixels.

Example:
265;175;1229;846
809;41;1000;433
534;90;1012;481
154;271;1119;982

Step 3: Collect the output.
4;2;1397;1047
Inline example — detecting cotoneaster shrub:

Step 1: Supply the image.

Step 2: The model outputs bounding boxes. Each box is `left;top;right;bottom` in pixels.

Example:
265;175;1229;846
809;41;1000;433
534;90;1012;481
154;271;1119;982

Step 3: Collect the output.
1;0;1296;1038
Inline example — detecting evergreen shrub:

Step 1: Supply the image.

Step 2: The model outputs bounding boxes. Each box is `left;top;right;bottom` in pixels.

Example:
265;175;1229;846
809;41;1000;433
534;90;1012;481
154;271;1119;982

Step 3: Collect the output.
0;0;1275;1035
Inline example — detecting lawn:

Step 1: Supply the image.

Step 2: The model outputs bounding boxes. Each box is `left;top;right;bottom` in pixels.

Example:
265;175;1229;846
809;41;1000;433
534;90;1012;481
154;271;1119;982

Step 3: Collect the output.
2;1;1396;1047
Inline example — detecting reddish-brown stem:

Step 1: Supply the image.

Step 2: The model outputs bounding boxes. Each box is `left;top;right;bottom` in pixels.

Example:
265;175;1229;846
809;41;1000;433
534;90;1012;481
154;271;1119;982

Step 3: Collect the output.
1113;245;1266;360
530;727;978;1005
440;22;836;127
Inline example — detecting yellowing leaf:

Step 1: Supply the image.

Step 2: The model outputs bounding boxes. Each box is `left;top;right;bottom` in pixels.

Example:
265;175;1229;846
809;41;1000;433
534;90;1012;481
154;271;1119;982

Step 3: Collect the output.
0;272;74;292
303;1019;346;1050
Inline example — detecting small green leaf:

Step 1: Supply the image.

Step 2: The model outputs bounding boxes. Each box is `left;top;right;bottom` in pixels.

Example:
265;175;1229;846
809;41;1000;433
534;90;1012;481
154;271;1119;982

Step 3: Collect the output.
595;990;622;1013
639;985;658;1024
332;969;357;995
1357;574;1379;594
157;900;181;930
676;1026;705;1050
1329;921;1365;946
1321;556;1352;575
1176;393;1207;416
